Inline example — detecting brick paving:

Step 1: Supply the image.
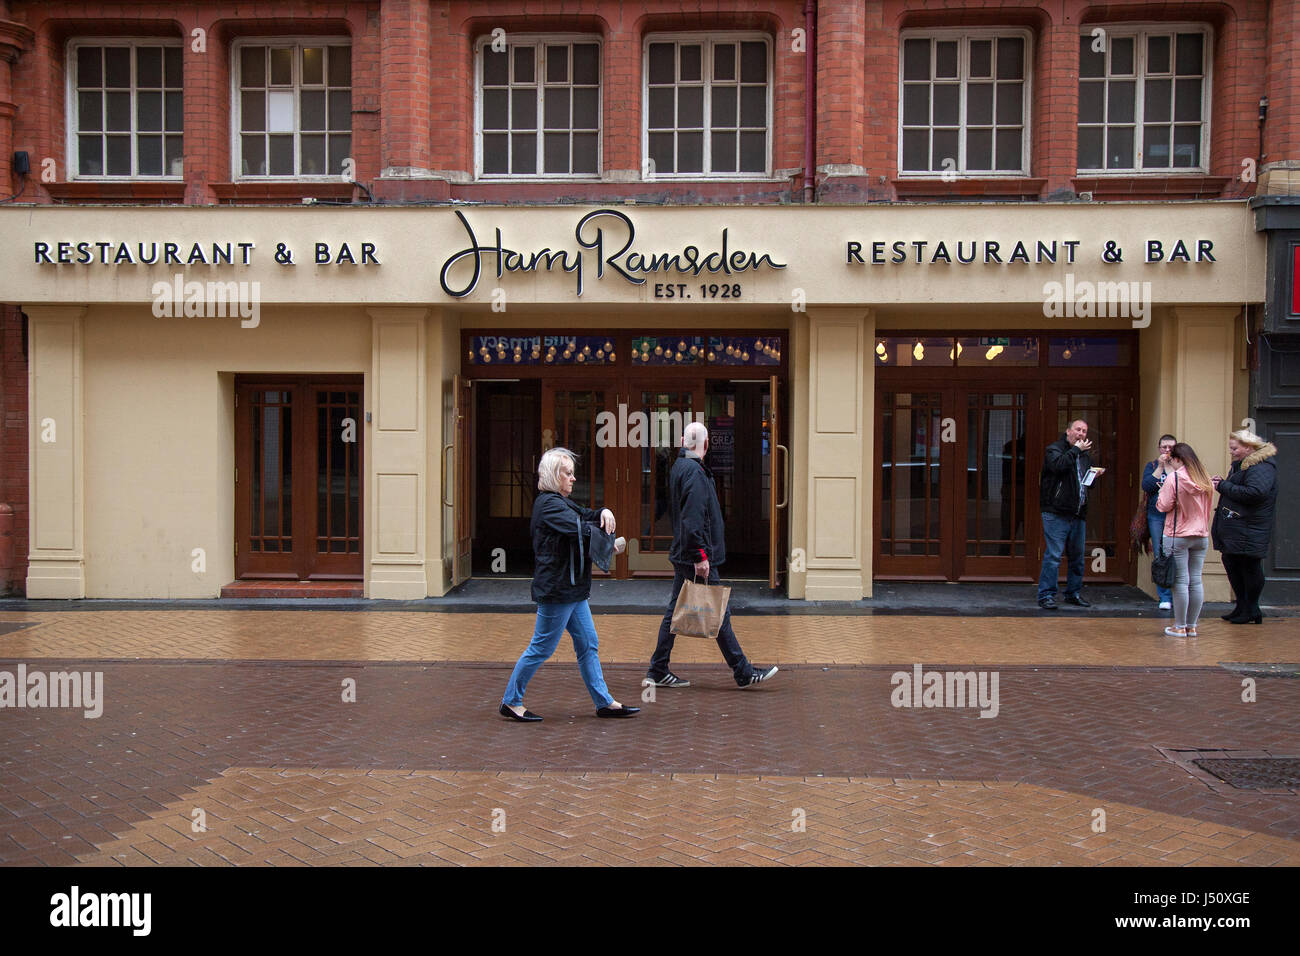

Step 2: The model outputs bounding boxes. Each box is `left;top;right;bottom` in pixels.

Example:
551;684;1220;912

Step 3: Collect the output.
0;605;1297;867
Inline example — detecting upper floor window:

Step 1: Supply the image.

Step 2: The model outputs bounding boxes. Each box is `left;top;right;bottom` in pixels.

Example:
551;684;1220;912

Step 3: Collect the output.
644;35;771;177
899;32;1029;176
72;42;183;178
236;42;351;177
478;37;600;177
1077;28;1208;171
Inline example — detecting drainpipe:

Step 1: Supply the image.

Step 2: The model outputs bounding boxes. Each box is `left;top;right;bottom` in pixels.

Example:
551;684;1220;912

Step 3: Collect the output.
802;0;817;203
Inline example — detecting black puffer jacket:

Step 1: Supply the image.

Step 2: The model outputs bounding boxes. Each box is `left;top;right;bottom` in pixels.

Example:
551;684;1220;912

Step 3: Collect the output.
1039;434;1094;518
667;449;727;568
1211;443;1278;558
531;491;603;604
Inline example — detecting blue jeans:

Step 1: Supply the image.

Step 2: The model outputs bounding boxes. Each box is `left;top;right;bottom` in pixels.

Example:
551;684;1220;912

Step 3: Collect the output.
1038;511;1086;602
501;600;614;709
1148;513;1171;603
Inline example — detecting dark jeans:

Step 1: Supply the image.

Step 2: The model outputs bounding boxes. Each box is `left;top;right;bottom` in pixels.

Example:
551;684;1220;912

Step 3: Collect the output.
648;564;753;685
1038;511;1086;602
1221;552;1266;618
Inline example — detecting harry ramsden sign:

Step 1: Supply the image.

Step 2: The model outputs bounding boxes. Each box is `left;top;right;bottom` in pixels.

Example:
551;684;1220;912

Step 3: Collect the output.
438;208;787;297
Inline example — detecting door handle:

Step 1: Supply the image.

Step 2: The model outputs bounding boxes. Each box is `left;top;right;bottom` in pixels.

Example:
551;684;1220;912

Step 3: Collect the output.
776;444;790;509
441;443;454;507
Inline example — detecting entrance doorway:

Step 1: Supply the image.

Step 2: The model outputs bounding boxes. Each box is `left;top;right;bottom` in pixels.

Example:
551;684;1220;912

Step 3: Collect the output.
234;375;363;580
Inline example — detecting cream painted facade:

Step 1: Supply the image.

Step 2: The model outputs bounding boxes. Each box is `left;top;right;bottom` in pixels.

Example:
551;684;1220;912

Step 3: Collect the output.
3;202;1264;600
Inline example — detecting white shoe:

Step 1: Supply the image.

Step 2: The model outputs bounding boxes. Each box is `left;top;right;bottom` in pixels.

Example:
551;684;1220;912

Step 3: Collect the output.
1158;601;1172;610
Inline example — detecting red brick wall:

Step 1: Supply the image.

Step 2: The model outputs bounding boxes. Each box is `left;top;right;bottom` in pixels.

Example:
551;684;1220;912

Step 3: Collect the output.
0;306;27;596
1265;0;1299;169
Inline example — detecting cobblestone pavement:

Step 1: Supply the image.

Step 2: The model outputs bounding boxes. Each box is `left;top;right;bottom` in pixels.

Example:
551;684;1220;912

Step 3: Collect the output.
1;610;1297;866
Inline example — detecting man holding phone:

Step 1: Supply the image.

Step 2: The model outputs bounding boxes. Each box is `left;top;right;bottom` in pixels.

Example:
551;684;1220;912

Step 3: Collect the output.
1037;419;1099;610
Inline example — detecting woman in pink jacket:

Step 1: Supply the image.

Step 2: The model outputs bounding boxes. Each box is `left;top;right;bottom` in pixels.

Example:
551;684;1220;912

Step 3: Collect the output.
1156;442;1215;637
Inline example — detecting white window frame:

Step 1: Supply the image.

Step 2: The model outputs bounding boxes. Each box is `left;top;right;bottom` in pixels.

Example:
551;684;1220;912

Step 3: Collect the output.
66;38;185;180
897;28;1033;178
642;32;774;180
231;38;353;181
474;34;603;180
1075;23;1212;174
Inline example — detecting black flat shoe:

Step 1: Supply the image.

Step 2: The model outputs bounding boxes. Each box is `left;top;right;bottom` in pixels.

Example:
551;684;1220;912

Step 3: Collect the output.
500;703;542;722
596;704;640;718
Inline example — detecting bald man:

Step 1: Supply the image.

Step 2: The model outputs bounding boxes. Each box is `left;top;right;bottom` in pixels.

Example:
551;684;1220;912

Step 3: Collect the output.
644;421;779;689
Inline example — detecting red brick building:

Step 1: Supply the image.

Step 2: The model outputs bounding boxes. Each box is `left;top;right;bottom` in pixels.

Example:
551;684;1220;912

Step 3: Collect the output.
0;1;1295;600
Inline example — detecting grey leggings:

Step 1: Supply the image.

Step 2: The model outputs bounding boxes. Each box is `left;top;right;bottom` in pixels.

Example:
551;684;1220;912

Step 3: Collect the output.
1163;535;1208;627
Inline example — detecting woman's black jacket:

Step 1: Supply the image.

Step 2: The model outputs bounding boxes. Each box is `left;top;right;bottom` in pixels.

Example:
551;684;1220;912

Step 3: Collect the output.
531;491;603;604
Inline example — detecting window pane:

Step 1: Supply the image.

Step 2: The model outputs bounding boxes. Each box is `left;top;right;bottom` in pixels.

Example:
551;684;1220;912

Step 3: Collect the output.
513;46;534;84
969;40;992;78
105;47;130;87
137;91;162;131
269;134;293;175
106;92;130;131
1147;35;1171;74
712;130;736;171
302;47;324;85
933;84;959;126
268;90;294;132
165;135;183;174
483;133;508;173
739;129;764;171
241;47;266;87
712;86;738;127
242;91;266;131
164;46;182;87
329;134;351;174
78;91;102;131
1079;36;1104;78
573;87;598;128
327;47;351;86
329;90;350;131
996;38;1023;79
572;131;597;173
678;86;703;127
165;91;182;131
106;135;131;174
78;47;101;87
1143;124;1171;167
680;44;702;82
996;128;1022;170
996;83;1022;125
902;129;928;170
648;44;674;85
137;47;162;87
512;88;537;129
543;87;570;129
301;90;326;130
484;49;508;86
740;85;765;127
511;132;536;173
714;43;736;81
933;128;958;170
649;131;673;173
740;42;766;82
966;83;992;125
1107;80;1135;123
1176;33;1203;75
1106;126;1133;168
1145;78;1171;122
546;45;568;83
1110;37;1134;75
935;41;958;78
300;134;325;174
484;89;508;129
79;135;102;175
1077;126;1102;169
678;130;703;172
544;132;568;172
649;87;673;128
903;39;930;81
241;134;266;175
1173;125;1200;167
270;48;292;85
903;84;929;126
1174;79;1201;121
967;127;992;170
573;44;598;85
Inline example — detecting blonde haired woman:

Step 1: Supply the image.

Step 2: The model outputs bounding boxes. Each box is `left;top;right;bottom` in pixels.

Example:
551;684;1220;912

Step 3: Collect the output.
499;447;638;722
1156;442;1214;637
1212;429;1279;624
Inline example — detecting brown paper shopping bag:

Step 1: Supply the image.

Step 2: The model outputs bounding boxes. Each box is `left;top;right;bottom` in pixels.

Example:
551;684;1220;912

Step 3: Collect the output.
670;577;732;639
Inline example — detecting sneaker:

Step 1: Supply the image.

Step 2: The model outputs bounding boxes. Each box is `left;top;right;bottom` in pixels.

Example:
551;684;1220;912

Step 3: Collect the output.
643;672;691;688
742;665;779;687
1159;601;1172;610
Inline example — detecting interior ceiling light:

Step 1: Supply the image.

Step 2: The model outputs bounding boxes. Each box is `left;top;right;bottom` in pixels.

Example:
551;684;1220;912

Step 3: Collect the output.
913;342;924;361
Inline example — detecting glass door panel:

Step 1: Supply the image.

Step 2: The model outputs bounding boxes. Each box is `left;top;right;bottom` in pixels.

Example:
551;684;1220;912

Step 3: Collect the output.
630;385;699;574
313;387;362;574
876;391;947;577
1049;390;1130;581
959;390;1033;579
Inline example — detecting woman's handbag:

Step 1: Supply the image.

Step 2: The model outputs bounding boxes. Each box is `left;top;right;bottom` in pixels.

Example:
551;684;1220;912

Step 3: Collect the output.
1129;489;1151;554
1151;475;1178;589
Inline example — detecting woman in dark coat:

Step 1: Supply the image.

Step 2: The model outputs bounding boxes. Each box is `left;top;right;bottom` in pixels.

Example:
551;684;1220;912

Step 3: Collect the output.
499;447;638;721
1211;429;1279;624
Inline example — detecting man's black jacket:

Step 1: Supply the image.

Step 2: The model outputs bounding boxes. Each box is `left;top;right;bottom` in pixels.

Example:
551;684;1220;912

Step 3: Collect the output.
668;448;727;568
1039;433;1094;518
